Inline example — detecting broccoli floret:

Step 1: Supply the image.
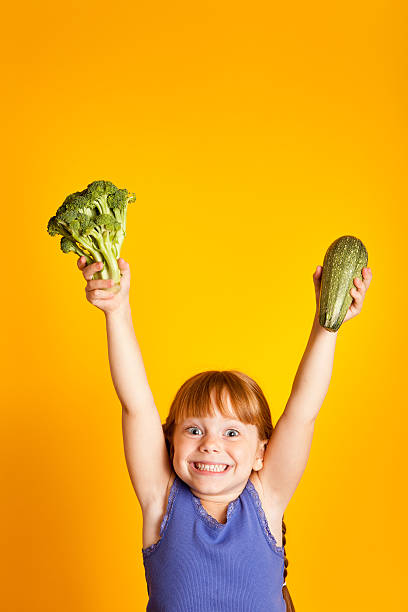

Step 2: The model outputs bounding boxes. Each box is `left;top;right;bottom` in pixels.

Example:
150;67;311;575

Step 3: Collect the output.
47;180;136;283
60;237;92;264
107;188;136;257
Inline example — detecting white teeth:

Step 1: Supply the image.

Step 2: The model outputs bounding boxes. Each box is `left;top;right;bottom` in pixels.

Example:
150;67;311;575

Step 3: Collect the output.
194;463;228;472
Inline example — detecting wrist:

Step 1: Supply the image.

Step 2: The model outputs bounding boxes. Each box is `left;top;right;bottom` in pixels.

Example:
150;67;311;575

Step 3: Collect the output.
105;301;131;321
313;313;338;336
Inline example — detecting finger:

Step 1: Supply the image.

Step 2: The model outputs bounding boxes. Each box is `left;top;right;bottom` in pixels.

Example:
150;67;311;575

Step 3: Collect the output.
87;278;115;290
313;267;322;297
118;258;130;277
362;267;372;289
350;285;363;308
83;261;104;281
355;272;371;296
353;277;365;292
86;287;116;300
77;256;86;269
313;265;322;279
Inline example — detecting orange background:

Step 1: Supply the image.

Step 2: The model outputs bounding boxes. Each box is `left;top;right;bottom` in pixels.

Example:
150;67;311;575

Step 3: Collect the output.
2;1;407;610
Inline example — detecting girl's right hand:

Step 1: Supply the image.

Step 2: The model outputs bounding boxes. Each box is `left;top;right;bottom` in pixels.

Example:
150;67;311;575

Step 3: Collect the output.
77;257;131;314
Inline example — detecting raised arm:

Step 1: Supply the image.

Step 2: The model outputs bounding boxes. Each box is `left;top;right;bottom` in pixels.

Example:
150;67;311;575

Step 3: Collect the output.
258;316;337;512
257;265;372;512
78;256;172;511
105;305;172;510
105;303;155;411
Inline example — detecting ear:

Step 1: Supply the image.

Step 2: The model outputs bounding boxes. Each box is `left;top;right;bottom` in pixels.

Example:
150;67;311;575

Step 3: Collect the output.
253;439;268;471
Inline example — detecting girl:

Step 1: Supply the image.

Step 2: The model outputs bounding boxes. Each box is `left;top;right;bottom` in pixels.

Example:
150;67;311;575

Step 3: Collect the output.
77;255;372;611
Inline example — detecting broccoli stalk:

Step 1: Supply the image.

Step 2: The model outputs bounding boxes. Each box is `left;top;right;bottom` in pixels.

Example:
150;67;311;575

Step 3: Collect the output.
83;214;122;283
47;180;136;287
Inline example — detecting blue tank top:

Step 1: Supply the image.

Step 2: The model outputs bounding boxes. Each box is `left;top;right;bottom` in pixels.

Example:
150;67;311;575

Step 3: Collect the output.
142;474;286;611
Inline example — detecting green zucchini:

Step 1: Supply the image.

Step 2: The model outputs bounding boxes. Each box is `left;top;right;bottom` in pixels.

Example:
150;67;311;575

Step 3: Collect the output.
319;235;368;332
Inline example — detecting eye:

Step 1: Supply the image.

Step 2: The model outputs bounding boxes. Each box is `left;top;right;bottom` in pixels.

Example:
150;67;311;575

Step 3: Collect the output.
225;429;239;437
186;427;202;435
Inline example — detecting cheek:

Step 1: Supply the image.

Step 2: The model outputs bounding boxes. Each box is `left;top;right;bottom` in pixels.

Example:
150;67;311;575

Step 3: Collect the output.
233;446;252;463
173;438;192;460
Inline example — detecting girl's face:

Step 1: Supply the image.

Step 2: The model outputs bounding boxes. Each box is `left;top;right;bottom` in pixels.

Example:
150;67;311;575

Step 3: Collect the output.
171;397;267;498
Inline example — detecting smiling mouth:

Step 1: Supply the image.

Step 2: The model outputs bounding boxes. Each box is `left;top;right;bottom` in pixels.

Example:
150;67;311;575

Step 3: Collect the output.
190;462;232;474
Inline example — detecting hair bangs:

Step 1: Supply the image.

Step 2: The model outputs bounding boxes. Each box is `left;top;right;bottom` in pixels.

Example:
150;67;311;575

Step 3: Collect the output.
173;371;256;425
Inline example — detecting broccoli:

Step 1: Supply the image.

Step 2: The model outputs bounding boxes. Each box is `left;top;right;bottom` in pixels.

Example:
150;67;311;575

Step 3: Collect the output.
47;180;136;285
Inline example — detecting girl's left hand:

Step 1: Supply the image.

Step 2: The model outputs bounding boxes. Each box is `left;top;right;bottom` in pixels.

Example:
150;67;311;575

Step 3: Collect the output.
313;266;373;324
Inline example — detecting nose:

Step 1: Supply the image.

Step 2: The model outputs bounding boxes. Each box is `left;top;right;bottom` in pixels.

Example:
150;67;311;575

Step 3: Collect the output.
199;434;221;454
